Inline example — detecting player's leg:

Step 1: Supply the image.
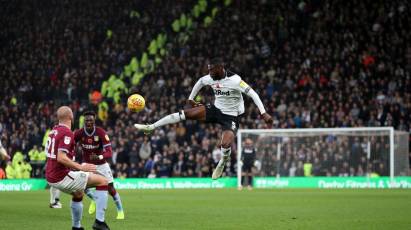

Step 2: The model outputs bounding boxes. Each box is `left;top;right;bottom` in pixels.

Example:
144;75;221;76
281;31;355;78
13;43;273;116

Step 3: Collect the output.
85;188;97;215
87;163;113;215
240;164;251;190
98;162;125;219
85;188;96;200
134;105;206;133
108;183;125;219
212;130;235;179
86;172;108;187
87;173;110;230
49;186;62;208
48;171;94;230
71;191;85;230
247;171;253;190
240;171;245;190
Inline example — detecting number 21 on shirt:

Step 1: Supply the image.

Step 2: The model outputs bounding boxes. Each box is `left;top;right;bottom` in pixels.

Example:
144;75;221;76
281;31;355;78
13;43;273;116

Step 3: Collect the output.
45;136;56;159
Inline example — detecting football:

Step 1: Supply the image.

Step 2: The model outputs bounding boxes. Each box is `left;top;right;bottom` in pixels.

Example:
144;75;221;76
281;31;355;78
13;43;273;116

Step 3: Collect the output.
127;94;145;112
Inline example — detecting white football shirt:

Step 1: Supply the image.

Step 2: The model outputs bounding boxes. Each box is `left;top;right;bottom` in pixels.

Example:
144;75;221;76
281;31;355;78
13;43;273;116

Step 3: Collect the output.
188;71;266;116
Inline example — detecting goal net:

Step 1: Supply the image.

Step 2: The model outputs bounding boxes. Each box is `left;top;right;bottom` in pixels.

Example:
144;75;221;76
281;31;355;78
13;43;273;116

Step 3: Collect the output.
236;127;409;188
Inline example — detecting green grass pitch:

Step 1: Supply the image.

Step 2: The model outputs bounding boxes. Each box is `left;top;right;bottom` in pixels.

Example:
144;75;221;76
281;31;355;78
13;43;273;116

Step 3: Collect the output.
1;189;410;230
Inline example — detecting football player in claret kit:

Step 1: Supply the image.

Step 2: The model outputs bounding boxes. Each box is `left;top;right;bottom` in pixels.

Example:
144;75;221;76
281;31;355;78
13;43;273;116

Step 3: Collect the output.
74;111;125;220
134;58;273;179
45;106;110;230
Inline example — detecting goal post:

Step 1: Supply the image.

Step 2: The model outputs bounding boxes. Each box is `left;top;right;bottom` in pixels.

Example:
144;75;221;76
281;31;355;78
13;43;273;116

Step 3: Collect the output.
237;127;409;188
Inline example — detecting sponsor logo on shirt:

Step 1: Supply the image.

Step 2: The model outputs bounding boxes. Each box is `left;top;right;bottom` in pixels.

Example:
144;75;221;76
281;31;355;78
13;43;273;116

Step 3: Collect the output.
81;144;99;149
214;89;230;96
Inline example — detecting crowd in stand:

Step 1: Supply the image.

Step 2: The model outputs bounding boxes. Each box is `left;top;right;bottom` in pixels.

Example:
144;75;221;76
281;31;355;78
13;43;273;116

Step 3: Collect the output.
0;0;195;178
253;135;396;177
0;0;410;179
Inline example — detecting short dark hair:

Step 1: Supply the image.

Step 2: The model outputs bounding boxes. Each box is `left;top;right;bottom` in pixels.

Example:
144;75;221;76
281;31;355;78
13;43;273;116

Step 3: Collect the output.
209;57;224;66
83;110;96;117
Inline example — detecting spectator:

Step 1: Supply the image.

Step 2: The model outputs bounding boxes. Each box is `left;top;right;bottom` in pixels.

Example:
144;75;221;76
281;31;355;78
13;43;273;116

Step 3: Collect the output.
139;137;152;160
0;161;6;179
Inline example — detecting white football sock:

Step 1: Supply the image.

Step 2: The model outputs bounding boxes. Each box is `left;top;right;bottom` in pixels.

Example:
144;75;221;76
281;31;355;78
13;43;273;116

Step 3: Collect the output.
50;187;60;203
153;111;185;128
221;147;231;161
71;201;83;228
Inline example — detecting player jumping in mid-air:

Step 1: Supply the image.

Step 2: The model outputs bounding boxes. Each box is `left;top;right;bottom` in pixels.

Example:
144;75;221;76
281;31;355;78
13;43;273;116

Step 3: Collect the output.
45;106;110;230
74;111;125;220
134;58;273;179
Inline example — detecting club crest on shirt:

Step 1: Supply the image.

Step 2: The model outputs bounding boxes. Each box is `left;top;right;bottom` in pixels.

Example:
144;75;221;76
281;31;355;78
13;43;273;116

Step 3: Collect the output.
94;136;99;142
64;136;71;145
105;135;110;141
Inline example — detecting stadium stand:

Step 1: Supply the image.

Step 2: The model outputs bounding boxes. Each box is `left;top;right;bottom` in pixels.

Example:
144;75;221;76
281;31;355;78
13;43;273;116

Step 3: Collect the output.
0;0;410;178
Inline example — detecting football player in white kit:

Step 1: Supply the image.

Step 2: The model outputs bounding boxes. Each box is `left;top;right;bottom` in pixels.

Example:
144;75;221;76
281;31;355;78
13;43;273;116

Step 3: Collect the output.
134;58;272;179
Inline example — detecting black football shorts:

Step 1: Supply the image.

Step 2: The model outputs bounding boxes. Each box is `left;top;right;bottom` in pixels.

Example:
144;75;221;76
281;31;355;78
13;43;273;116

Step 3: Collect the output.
205;103;239;133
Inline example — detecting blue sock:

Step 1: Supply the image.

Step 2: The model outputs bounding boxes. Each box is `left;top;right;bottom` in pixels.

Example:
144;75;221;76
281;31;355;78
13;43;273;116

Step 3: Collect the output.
85;188;95;201
70;201;83;228
95;190;108;222
113;193;123;211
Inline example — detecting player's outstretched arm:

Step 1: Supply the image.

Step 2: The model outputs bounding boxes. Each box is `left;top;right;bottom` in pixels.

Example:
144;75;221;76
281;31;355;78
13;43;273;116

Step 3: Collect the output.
239;80;273;126
57;151;97;173
188;78;205;105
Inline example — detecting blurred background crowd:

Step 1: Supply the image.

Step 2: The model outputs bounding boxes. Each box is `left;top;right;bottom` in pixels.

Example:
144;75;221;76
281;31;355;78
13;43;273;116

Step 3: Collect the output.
0;0;410;179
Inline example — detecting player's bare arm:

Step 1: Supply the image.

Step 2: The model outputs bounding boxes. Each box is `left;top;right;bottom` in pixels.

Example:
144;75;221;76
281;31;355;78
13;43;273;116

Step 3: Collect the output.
238;78;272;127
0;146;10;161
261;113;273;126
